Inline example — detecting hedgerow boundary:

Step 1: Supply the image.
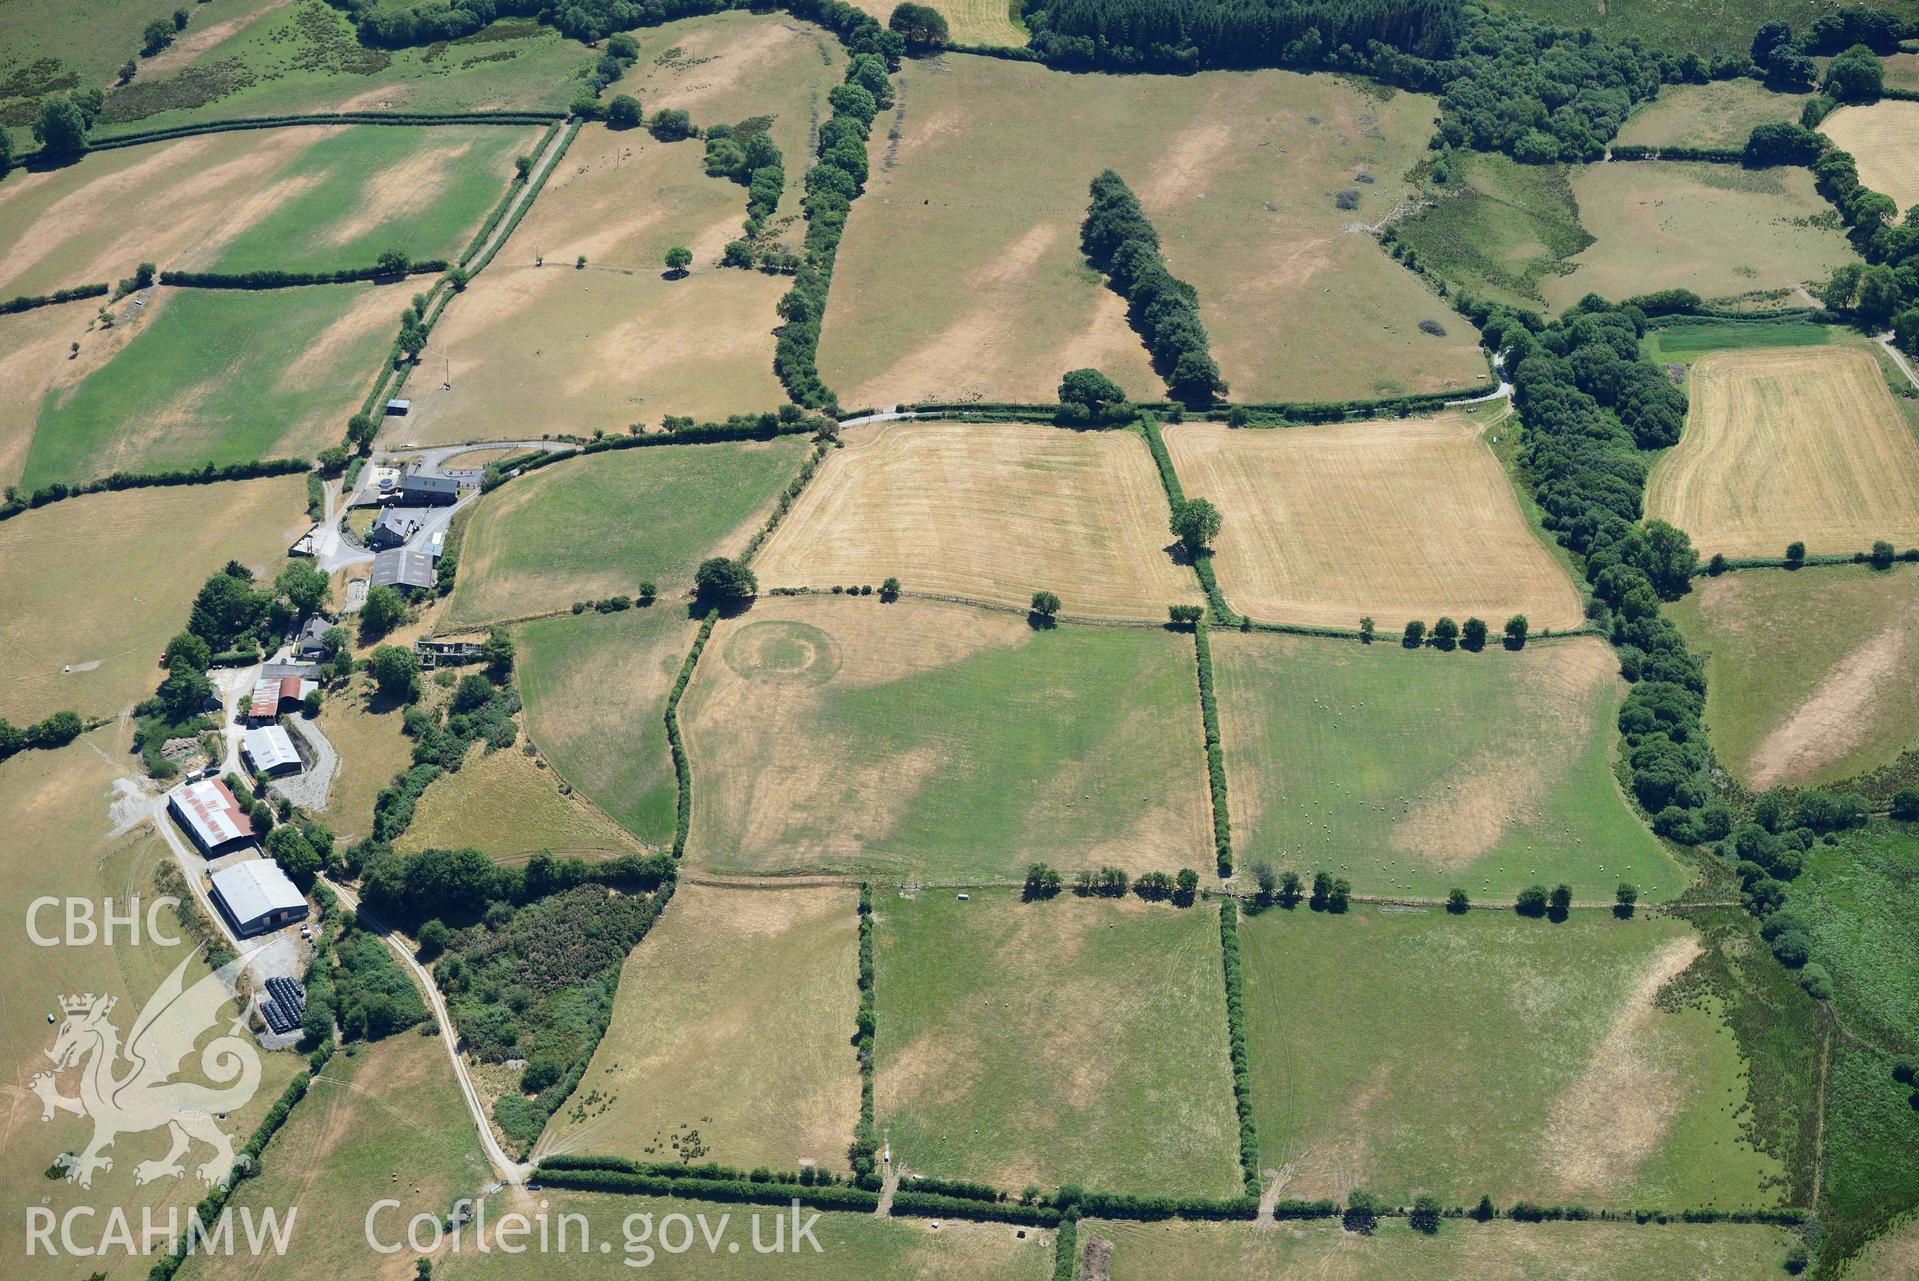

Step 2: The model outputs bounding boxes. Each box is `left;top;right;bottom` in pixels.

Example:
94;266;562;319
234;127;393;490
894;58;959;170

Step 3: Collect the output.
80;109;563;154
1;282;110;314
898;379;1499;424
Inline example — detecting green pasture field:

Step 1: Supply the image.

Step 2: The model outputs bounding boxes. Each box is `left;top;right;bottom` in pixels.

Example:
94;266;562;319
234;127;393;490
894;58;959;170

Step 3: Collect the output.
23;282;398;486
1394;153;1592;310
436;1191;1054;1279
396;737;648;863
1211;632;1685;903
1485;0;1918;60
1087;1216;1797;1280
1784;822;1919;1054
1616;80;1804;151
83;4;586;136
1666;565;1919;790
182;1031;490;1281
539;883;860;1173
1642;319;1833;367
819;54;1484;408
515;607;699;851
442;437;808;626
875;890;1243;1198
1547;161;1856;312
313;669;418;843
194;123;538;273
0;730;306;1264
1239;908;1780;1209
679;598;1213;882
1823;1029;1919;1267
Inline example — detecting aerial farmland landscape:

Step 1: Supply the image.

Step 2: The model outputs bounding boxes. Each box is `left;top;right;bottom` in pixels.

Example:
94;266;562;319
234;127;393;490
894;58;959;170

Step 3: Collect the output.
3;0;1919;1277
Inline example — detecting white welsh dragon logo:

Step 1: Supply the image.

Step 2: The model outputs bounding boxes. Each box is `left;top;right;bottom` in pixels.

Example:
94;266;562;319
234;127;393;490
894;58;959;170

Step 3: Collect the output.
31;952;264;1189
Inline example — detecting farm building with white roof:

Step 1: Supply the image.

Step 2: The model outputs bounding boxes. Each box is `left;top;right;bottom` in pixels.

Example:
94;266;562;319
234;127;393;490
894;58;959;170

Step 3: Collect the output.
210;859;308;937
241;724;301;777
168;779;255;856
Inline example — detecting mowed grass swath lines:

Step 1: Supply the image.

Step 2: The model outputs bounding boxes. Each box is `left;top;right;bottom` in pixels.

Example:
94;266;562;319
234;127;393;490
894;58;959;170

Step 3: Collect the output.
443;437;809;626
1615;80;1802;151
846;0;1026;46
0;298;97;486
539;884;860;1173
1545;162;1856;311
1163;417;1585;632
181;1032;489;1281
0;474;306;722
515;607;698;850
437;1191;1053;1280
1087;1216;1797;1281
396;740;648;863
753;421;1199;620
1214;633;1685;902
0;731;306;1265
23;282;400;487
818;56;1482;408
1645;347;1919;559
876;890;1243;1198
680;597;1212;881
1668;566;1919;790
1821;100;1919;216
1239;909;1780;1209
396;126;786;445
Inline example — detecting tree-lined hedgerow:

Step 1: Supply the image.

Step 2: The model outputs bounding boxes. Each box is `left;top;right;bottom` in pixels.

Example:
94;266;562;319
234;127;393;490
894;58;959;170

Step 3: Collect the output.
1081;170;1226;406
1;282;109;314
1192;625;1233;876
1218;900;1260;1196
160;260;447;289
1138;415;1237;620
665;611;719;857
0;457;310;525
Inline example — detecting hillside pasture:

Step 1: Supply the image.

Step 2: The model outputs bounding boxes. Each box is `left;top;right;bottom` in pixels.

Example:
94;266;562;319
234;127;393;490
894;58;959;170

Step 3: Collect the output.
1213;633;1685;902
1239;909;1779;1209
1821;100;1919;216
1163;416;1584;631
443;437;808;626
0;474;306;722
23;282;400;487
753;420;1199;620
313;671;418;843
1616;80;1803;151
1644;346;1919;559
1668;566;1919;789
680;597;1212;881
0;299;98;486
396;739;647;863
818;55;1483;408
538;884;860;1173
1547;162;1855;311
394;126;786;446
514;607;699;850
1087;1216;1796;1280
875;890;1242;1198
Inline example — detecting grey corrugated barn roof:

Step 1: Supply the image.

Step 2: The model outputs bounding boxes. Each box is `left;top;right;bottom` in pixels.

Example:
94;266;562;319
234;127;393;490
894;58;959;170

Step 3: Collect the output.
370;548;435;592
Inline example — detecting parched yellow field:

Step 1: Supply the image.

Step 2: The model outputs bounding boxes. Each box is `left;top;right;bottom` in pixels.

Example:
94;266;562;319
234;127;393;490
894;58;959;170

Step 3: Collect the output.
0;474;308;722
538;883;860;1172
1616;80;1801;151
819;56;1482;408
1164;417;1585;631
1548;162;1856;311
0;298;98;486
1645;347;1919;558
396;740;647;864
396;126;786;445
754;421;1199;619
314;672;418;844
1821;100;1919;216
846;0;1026;45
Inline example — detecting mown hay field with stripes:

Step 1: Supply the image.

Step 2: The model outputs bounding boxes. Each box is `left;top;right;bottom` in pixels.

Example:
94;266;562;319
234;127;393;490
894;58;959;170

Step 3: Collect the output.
1644;346;1919;559
1164;415;1585;632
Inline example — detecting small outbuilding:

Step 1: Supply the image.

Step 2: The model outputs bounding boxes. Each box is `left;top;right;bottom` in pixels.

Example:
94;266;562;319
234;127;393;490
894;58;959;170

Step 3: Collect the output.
371;547;436;595
242;724;301;777
385;398;411;416
169;779;255;856
399;473;458;507
210;859;308;937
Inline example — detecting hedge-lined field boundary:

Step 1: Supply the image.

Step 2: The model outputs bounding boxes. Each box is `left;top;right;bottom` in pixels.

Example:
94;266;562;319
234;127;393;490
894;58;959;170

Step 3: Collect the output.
82;110;563;155
1137;414;1237;621
2;282;109;314
1192;625;1233;877
160;262;447;289
1217;899;1259;1194
664;610;718;860
457;119;560;268
899;379;1499;426
0;457;310;525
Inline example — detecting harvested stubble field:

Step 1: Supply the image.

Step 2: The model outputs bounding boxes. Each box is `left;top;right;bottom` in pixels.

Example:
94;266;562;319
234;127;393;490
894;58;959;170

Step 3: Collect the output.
1213;633;1684;902
753;420;1199;620
396;738;647;863
515;607;698;850
396;126;787;445
1239;909;1779;1209
442;437;808;626
818;55;1483;408
436;1191;1052;1280
1163;416;1584;631
24;281;400;487
182;1031;488;1281
1644;346;1919;559
1821;100;1919;216
680;597;1212;881
539;883;860;1173
1669;566;1919;790
612;10;845;222
0;730;306;1264
847;0;1026;46
875;890;1243;1198
1615;80;1803;151
1546;162;1855;311
0;474;306;722
1086;1216;1796;1280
